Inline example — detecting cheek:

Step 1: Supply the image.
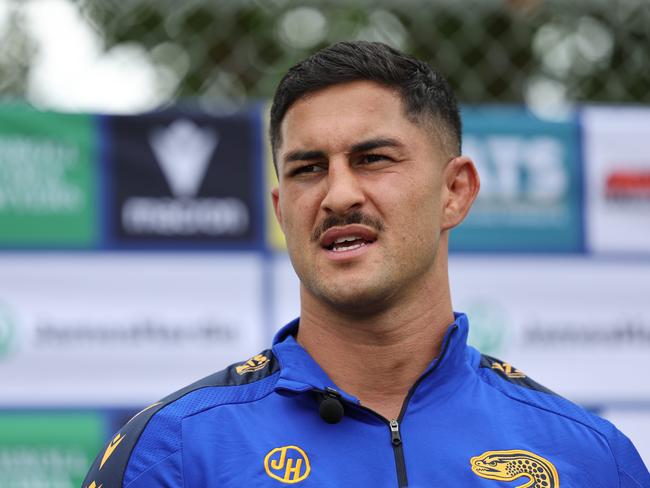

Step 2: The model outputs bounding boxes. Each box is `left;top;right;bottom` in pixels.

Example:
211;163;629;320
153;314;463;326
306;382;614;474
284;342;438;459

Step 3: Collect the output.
414;173;443;217
390;185;443;255
377;176;442;226
280;188;320;234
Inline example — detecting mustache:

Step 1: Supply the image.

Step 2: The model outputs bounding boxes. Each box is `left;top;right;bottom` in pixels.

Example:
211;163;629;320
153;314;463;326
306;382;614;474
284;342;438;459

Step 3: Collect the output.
311;211;385;242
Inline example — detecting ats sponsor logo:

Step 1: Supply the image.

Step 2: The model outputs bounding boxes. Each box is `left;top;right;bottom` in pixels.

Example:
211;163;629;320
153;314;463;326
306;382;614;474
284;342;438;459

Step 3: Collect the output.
453;109;581;252
108;111;260;246
469;135;569;208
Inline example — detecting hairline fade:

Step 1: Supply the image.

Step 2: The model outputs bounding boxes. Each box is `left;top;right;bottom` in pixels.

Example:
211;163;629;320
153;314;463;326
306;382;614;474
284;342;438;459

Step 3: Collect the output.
269;40;462;170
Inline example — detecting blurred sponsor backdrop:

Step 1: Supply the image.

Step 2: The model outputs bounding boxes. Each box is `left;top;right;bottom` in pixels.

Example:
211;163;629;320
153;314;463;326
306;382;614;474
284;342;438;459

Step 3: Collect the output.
1;0;649;485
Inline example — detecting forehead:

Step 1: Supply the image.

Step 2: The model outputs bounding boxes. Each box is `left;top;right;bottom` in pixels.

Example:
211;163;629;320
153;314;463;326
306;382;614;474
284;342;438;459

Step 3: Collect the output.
279;80;431;157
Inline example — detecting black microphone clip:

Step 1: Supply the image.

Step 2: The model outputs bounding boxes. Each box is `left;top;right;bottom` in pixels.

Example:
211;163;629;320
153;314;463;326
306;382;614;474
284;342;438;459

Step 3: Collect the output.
318;387;344;424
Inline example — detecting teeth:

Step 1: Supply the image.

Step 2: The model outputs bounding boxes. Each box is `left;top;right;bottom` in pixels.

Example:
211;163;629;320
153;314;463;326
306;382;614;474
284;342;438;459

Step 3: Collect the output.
334;236;361;244
332;242;365;252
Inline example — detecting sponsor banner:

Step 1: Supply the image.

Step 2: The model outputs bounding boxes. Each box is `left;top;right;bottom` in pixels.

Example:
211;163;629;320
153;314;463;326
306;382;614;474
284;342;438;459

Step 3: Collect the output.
104;109;263;248
449;256;650;403
0;253;265;406
263;103;287;251
582;106;650;254
0;411;104;488
271;254;301;329
271;255;650;403
452;107;582;252
0;105;97;247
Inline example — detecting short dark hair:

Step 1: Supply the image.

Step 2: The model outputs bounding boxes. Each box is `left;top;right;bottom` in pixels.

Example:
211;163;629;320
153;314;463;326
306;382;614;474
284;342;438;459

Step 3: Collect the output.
269;40;461;167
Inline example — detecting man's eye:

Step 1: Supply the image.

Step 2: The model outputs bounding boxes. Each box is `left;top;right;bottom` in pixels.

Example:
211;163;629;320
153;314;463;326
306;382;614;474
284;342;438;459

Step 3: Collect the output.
360;154;388;164
291;164;324;176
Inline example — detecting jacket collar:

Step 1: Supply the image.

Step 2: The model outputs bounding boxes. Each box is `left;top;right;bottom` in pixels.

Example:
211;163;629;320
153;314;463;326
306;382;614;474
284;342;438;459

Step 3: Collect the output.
271;313;471;406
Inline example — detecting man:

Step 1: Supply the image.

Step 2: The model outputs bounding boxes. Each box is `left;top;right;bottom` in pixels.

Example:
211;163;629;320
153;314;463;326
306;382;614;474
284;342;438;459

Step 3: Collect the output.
84;41;649;487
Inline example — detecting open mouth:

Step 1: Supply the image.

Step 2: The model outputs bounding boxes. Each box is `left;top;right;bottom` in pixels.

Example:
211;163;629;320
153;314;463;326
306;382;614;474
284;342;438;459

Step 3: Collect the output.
325;236;375;252
319;225;378;254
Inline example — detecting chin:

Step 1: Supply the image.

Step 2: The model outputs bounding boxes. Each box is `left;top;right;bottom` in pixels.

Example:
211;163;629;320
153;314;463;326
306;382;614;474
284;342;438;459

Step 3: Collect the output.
311;280;396;316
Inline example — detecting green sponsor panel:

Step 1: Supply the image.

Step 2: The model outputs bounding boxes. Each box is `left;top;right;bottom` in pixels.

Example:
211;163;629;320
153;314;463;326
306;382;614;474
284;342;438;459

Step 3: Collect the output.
0;104;97;246
0;301;16;362
452;107;582;252
0;411;104;488
463;300;509;357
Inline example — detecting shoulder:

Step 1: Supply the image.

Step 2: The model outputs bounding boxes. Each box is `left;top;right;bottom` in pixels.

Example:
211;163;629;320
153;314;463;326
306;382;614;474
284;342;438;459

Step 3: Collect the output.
475;352;612;434
474;352;650;486
82;350;280;488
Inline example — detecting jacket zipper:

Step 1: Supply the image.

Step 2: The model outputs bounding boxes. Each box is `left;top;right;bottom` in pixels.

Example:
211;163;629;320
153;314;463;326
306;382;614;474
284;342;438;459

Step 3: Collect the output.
389;419;407;487
390;324;458;487
330;401;409;488
315;324;459;488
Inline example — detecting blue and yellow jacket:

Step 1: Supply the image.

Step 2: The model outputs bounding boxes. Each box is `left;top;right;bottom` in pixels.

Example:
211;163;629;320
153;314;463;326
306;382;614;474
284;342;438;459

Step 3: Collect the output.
83;313;650;487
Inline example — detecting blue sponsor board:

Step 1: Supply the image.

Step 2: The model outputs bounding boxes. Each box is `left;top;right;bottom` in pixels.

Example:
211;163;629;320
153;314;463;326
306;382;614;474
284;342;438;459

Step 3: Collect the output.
451;107;583;253
101;107;265;249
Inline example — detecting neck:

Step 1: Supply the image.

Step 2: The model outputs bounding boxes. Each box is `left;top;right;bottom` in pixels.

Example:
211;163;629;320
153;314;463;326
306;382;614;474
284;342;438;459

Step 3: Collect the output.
295;254;454;420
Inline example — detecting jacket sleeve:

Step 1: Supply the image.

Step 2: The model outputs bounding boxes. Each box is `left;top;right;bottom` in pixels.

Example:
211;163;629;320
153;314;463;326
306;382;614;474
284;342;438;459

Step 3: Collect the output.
81;401;182;488
609;428;650;488
124;450;184;487
82;430;184;488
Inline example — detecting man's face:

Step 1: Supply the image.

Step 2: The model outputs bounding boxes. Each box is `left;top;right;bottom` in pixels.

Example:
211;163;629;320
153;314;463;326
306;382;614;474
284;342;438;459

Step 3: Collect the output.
272;80;449;313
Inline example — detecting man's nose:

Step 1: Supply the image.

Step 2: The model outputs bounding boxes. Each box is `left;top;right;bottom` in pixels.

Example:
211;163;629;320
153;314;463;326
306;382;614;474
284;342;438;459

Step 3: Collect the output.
320;162;366;215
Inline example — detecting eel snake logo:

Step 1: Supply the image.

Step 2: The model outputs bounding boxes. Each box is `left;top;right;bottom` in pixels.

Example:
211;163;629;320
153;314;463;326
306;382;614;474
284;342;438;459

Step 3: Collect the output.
470;450;559;487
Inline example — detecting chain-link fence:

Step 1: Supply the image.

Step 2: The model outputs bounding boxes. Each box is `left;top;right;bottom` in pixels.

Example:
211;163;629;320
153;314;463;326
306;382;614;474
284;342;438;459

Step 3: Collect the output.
0;0;649;114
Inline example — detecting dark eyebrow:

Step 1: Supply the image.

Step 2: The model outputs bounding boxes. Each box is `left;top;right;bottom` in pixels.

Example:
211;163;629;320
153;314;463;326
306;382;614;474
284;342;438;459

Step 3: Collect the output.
283;137;403;166
283;149;327;165
349;137;404;154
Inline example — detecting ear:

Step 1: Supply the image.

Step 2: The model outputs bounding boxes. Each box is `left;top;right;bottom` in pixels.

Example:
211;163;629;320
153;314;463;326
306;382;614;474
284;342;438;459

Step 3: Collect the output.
271;186;284;230
441;156;480;231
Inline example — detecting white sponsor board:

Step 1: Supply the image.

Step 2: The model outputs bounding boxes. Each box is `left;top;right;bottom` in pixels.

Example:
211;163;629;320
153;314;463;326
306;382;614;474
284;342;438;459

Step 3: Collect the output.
449;256;650;404
272;254;650;404
271;254;301;330
582;106;650;254
0;253;265;406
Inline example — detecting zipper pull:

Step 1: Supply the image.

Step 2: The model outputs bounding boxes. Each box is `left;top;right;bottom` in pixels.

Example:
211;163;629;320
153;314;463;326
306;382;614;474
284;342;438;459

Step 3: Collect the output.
389;419;402;446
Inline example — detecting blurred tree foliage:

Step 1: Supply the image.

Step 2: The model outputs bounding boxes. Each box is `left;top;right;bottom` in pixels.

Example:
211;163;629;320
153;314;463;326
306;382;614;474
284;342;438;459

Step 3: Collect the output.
0;7;36;99
3;0;649;108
